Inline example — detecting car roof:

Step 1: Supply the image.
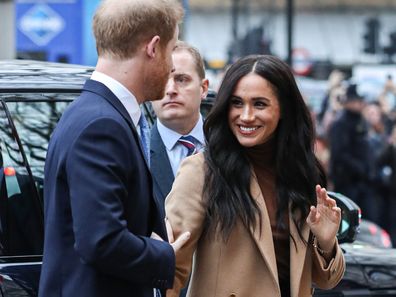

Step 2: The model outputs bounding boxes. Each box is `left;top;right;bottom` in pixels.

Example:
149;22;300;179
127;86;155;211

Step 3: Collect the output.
0;59;218;102
0;60;93;92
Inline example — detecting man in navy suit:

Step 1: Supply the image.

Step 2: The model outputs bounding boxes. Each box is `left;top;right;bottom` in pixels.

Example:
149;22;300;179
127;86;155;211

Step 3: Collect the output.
39;1;189;296
150;42;209;216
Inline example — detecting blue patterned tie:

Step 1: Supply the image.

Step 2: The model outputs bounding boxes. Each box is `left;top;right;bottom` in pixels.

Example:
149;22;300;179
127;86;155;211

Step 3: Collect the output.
138;115;150;167
178;135;197;156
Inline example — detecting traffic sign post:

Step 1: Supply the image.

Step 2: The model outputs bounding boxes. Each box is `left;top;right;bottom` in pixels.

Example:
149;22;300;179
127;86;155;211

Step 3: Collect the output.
292;48;313;76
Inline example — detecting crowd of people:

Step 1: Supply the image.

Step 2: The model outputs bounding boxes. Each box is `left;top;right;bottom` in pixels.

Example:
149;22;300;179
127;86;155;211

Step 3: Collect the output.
315;70;396;245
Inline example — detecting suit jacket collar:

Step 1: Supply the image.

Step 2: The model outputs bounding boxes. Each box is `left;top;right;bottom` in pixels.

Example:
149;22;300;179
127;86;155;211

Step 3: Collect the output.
249;175;310;297
150;122;174;200
156;116;205;150
83;79;136;134
90;71;141;127
82;80;150;167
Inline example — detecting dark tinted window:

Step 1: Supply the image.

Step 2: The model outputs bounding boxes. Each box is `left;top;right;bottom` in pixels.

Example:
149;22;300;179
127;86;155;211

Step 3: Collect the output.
0;94;74;257
0;101;43;256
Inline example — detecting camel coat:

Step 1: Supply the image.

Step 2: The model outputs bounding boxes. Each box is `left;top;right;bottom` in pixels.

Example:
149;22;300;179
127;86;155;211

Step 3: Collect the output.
165;154;345;297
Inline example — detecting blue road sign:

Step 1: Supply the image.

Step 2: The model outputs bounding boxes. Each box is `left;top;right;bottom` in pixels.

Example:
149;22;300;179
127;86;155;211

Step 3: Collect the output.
16;0;83;64
19;4;65;46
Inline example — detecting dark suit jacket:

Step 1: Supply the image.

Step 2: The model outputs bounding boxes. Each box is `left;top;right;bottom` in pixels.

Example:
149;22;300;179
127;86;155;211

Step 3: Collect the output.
39;80;175;297
150;122;175;217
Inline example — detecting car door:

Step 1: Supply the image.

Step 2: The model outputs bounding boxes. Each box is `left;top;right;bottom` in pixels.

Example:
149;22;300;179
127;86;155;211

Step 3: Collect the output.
0;95;73;296
0;99;44;296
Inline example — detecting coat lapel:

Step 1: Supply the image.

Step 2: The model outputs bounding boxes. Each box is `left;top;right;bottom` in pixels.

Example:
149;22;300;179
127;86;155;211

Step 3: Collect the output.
289;210;310;297
249;174;311;297
249;175;280;294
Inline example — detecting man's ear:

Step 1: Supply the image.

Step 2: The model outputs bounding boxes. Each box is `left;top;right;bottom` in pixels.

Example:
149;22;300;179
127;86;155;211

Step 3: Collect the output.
200;78;209;100
146;35;161;58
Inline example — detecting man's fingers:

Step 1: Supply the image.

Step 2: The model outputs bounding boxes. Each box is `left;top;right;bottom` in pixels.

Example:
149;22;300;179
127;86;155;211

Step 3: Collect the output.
165;218;174;243
151;232;163;241
171;231;191;252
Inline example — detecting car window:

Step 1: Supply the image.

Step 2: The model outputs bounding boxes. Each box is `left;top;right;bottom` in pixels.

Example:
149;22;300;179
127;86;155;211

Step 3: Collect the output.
0;94;74;257
3;94;74;202
0;101;44;256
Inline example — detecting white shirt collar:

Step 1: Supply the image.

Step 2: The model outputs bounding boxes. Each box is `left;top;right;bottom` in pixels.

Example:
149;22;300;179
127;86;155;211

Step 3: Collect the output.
91;70;141;127
157;115;205;150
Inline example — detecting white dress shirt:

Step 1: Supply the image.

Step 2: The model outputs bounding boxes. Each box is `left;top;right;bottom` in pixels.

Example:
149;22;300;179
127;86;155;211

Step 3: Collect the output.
156;116;205;176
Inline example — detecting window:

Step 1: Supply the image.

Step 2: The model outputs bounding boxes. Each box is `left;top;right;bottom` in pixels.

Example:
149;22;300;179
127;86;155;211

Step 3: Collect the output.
0;95;73;257
0;101;43;256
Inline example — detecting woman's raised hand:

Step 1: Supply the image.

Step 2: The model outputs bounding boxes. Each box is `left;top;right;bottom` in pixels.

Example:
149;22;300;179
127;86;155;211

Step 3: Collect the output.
306;185;341;253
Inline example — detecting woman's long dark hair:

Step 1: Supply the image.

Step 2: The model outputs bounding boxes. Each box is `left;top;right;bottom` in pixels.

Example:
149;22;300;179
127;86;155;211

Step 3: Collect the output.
203;55;326;241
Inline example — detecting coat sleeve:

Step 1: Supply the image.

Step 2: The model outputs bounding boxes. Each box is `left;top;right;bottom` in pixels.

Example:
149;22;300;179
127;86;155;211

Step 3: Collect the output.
165;154;206;297
311;237;345;289
66;117;175;289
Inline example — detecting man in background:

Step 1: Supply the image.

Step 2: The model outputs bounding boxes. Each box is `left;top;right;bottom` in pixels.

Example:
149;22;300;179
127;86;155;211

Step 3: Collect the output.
329;83;376;222
151;41;209;215
39;1;189;297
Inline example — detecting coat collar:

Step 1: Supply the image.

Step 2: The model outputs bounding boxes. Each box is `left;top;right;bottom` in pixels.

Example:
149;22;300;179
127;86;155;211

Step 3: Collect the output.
249;175;310;297
249;175;280;294
289;208;310;297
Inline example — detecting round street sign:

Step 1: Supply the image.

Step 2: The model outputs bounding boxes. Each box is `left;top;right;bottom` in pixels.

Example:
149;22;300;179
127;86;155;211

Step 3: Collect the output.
292;48;313;76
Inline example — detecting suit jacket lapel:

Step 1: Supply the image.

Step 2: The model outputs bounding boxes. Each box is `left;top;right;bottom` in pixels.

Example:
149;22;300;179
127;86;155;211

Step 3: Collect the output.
289;209;310;297
150;122;175;199
82;80;149;169
249;175;279;292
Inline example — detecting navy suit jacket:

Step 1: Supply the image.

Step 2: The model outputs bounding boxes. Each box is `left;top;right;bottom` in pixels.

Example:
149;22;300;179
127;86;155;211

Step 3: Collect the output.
39;80;175;297
150;122;175;217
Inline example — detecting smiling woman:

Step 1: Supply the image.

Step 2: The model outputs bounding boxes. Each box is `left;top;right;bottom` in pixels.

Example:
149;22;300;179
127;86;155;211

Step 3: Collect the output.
165;54;345;297
228;72;281;148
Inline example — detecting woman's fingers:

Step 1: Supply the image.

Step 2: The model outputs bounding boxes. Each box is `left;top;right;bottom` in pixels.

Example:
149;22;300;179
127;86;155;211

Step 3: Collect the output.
307;205;319;224
332;206;342;216
316;185;327;205
316;184;338;209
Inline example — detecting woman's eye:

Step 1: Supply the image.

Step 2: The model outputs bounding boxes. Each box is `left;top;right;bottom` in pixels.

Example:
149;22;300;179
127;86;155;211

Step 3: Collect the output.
230;98;242;106
255;101;267;108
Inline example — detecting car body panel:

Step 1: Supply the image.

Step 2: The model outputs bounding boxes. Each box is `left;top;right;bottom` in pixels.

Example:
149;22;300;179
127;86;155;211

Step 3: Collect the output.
0;258;41;297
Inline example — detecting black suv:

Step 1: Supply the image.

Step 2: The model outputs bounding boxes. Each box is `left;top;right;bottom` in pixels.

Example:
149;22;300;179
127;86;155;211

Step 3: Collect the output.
0;60;93;296
0;60;396;297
